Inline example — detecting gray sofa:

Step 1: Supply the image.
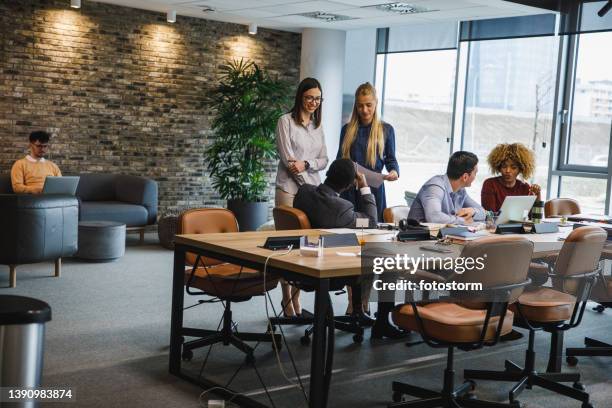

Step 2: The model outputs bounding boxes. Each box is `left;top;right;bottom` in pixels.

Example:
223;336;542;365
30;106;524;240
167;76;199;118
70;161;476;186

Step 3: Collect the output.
0;176;78;287
75;173;158;227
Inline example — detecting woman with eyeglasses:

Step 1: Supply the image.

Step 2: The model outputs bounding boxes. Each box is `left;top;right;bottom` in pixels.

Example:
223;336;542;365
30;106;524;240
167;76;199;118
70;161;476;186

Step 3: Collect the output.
337;82;399;317
275;77;329;317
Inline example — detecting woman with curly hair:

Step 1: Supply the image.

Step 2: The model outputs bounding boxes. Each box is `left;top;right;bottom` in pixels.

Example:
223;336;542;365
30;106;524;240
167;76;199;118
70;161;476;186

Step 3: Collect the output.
481;143;541;212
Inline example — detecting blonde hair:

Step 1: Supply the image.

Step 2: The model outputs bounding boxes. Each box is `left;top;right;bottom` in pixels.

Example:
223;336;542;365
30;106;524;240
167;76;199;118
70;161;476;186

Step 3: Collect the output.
487;143;536;180
340;83;384;168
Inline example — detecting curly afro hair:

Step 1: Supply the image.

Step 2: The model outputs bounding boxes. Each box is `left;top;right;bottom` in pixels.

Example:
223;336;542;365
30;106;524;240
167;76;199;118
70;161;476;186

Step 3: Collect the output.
487;143;536;180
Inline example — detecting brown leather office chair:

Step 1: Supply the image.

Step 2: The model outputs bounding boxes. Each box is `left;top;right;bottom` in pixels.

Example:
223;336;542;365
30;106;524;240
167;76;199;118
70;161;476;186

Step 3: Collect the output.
178;208;281;363
389;235;533;408
465;226;606;408
545;198;581;218
383;205;410;224
271;206;365;344
273;205;311;229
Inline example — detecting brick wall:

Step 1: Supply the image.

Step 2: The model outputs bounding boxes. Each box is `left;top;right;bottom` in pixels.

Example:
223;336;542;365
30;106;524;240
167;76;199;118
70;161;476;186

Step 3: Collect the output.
0;0;301;215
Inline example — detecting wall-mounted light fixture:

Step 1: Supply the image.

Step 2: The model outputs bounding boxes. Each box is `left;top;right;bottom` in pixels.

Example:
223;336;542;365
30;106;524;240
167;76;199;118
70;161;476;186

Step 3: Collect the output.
248;23;257;35
167;10;176;23
70;0;81;9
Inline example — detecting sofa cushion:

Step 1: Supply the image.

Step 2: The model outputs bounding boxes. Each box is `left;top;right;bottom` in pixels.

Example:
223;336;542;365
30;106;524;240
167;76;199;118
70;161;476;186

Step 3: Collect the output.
80;201;148;227
76;174;117;201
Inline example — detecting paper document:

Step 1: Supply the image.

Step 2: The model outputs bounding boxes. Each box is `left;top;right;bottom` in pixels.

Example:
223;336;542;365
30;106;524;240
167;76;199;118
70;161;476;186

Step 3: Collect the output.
318;228;392;235
354;162;384;188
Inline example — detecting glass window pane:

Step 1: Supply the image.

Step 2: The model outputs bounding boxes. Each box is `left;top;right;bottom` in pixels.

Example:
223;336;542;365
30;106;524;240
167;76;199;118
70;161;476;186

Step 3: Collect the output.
380;50;456;207
462;36;560;201
568;31;612;167
560;177;607;214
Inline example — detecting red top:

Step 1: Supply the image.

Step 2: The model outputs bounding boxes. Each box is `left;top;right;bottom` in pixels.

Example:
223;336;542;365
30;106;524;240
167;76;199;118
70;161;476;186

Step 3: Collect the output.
481;177;531;212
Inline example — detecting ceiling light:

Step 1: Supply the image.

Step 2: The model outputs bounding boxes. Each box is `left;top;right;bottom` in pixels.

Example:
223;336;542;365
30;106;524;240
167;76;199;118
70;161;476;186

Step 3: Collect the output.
248;23;257;35
297;12;355;22
367;2;436;15
70;0;81;9
167;10;176;23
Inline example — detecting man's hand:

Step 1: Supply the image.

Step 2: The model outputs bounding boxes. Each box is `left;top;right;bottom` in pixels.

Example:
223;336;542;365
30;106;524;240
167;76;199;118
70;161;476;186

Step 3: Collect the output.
529;183;542;200
383;170;399;181
356;172;368;189
456;207;475;219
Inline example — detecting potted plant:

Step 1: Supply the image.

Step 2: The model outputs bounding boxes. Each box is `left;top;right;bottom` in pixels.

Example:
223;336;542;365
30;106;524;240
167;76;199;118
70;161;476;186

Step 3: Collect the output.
205;59;291;231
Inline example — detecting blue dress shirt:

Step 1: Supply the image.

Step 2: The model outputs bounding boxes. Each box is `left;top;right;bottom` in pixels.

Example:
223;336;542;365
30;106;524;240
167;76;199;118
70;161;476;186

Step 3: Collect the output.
408;174;485;224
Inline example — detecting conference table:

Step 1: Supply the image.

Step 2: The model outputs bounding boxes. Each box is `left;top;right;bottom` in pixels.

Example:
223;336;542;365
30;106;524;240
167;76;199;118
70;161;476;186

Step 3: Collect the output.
168;226;591;408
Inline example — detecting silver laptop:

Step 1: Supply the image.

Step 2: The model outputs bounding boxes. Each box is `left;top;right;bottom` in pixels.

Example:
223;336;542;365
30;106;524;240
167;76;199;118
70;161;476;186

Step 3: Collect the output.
496;195;537;225
42;176;80;195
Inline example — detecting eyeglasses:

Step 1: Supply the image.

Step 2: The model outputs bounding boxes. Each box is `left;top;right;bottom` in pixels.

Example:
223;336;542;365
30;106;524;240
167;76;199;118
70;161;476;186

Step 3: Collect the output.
303;96;323;104
31;143;49;149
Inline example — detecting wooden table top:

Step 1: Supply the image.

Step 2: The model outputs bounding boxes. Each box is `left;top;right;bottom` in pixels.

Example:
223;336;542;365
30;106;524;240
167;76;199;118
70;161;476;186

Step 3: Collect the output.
174;228;576;279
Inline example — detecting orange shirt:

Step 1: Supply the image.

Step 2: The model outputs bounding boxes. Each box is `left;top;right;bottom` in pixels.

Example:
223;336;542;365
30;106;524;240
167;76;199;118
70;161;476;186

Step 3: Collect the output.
11;156;62;194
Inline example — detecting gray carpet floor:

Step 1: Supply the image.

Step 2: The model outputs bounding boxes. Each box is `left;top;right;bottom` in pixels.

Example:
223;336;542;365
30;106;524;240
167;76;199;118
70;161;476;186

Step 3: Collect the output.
2;234;611;408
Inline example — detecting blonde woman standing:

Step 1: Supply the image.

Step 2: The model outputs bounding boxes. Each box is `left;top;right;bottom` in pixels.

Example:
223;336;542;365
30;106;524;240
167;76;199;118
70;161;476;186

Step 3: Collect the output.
275;77;329;317
337;83;400;321
337;82;399;222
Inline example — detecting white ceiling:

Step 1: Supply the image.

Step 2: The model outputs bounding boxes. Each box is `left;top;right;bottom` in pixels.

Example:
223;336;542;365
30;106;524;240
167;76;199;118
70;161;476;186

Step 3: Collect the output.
91;0;550;32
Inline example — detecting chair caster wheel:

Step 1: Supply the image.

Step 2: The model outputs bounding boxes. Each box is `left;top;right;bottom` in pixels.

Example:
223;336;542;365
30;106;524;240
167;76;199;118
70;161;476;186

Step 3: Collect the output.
566;356;579;366
245;353;256;366
593;304;605;313
464;393;477;400
353;334;364;344
573;382;585;391
510;401;521;408
182;349;193;362
392;391;404;403
300;335;311;346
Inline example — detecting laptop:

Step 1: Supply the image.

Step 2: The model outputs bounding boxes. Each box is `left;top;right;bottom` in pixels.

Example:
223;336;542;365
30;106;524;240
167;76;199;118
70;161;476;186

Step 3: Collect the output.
495;195;537;225
42;176;80;195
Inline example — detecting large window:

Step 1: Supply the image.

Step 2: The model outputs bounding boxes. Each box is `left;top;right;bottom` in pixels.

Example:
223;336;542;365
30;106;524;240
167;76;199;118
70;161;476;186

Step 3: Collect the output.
462;36;560;200
369;17;612;214
567;32;612;168
378;50;457;206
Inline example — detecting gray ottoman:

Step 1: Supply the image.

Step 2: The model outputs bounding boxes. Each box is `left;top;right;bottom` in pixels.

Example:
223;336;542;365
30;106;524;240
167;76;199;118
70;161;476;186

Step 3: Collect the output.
76;221;126;261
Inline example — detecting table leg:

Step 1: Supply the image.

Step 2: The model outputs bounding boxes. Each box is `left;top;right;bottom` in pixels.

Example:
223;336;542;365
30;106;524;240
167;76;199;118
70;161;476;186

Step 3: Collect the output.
169;246;186;374
309;278;332;408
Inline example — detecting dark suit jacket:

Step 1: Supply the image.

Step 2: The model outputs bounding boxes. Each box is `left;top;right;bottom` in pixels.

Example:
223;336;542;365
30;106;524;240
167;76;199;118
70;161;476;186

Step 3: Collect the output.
293;183;378;229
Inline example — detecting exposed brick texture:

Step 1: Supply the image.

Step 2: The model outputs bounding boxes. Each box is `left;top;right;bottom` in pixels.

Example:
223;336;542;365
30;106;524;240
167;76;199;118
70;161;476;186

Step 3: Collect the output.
0;0;301;215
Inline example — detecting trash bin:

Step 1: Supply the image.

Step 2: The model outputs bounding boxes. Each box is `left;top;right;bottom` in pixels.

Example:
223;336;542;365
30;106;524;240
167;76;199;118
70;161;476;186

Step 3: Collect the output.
0;295;52;407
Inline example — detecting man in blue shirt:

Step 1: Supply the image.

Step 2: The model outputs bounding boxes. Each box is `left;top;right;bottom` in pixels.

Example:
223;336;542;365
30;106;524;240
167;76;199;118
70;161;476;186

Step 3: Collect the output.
408;151;485;224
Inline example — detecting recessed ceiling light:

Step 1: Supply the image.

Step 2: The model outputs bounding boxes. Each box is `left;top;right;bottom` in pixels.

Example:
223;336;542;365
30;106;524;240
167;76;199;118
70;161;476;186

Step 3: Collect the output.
366;2;437;15
297;11;355;22
248;23;257;35
70;0;81;9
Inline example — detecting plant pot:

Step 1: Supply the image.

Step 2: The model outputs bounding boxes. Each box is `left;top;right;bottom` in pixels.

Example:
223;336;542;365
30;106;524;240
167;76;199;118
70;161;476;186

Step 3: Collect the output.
227;199;268;232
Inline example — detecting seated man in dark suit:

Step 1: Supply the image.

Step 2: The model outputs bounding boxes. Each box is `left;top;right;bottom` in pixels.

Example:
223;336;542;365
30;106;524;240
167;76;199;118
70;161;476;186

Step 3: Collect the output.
294;158;406;339
294;158;377;229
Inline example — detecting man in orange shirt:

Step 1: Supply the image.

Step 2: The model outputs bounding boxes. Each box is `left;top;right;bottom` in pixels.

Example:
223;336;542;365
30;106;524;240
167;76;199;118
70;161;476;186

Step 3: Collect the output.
11;131;62;194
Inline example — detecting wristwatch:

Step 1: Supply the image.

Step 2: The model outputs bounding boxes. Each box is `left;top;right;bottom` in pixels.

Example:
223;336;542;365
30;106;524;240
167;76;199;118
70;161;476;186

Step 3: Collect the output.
304;160;310;170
